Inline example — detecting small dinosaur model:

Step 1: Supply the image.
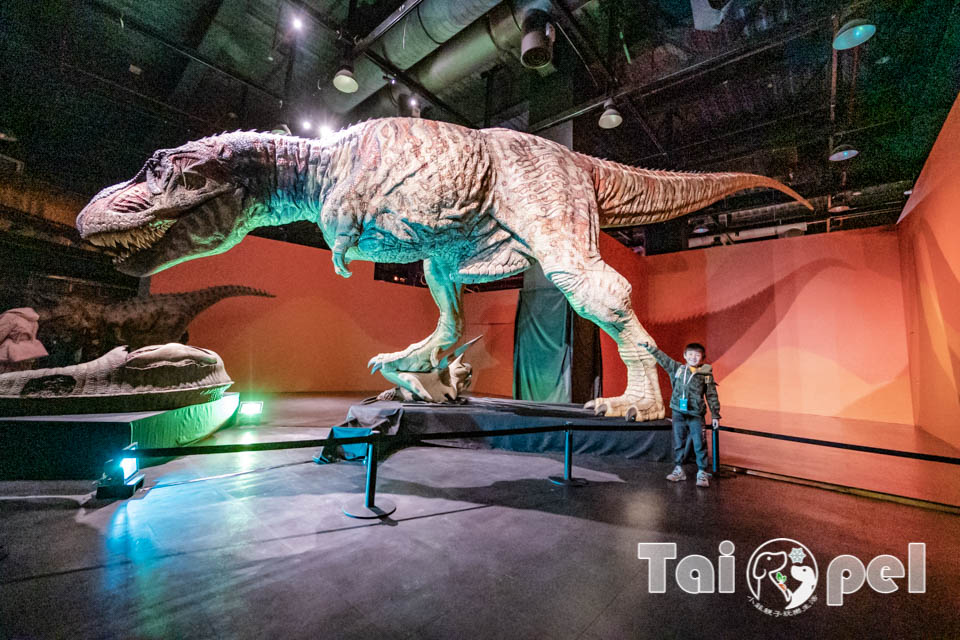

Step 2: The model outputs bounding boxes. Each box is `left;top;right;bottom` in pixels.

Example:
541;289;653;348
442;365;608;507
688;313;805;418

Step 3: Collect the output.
32;285;274;362
0;343;232;415
76;117;811;420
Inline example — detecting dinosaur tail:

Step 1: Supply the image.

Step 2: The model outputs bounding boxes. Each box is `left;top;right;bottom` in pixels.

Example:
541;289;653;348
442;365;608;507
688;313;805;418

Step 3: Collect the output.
583;155;813;228
159;285;276;314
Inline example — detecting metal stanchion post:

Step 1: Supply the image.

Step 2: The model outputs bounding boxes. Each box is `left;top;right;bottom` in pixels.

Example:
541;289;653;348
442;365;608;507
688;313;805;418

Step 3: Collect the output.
342;439;396;518
549;429;588;487
712;427;719;475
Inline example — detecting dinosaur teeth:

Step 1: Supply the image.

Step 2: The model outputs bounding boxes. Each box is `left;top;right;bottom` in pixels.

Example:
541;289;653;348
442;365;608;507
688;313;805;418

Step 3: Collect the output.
89;219;176;258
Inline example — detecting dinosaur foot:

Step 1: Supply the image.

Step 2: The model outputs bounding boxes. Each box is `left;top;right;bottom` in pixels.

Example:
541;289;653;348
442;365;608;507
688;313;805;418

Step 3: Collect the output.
584;395;665;421
367;345;440;374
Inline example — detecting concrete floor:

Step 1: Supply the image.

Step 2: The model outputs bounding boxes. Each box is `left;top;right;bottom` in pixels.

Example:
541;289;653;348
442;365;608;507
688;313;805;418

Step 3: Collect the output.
1;396;959;639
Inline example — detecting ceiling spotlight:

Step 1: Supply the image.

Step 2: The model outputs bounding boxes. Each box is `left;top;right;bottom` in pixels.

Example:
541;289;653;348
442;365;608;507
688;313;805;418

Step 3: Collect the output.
301;120;312;131
828;193;851;213
333;65;359;93
319;125;333;137
829;144;859;161
598;100;622;129
292;17;304;31
832;18;876;50
692;216;712;234
409;97;418;107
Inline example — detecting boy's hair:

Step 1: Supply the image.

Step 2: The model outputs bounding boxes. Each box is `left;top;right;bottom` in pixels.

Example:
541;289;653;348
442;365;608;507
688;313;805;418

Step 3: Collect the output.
684;342;706;357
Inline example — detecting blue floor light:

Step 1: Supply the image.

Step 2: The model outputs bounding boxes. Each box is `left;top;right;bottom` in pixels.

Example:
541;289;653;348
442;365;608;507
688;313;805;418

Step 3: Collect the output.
96;443;144;499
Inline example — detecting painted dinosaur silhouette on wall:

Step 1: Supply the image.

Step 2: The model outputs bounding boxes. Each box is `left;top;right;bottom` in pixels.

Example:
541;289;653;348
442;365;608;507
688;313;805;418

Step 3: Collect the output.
32;285;274;363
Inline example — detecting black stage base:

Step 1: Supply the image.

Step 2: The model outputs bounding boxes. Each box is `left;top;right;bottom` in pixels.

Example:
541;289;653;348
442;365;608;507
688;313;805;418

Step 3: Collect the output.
318;397;677;463
0;393;239;479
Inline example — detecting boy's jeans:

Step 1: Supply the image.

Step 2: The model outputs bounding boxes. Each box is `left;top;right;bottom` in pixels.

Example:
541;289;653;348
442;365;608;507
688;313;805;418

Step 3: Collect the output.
672;411;709;471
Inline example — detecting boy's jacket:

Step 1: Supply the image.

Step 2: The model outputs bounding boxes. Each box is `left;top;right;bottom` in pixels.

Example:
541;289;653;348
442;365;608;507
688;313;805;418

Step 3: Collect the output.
643;345;721;419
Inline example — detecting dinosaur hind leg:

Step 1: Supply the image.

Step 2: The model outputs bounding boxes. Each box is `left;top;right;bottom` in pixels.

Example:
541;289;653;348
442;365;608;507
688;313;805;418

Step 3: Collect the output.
539;255;664;421
367;258;463;374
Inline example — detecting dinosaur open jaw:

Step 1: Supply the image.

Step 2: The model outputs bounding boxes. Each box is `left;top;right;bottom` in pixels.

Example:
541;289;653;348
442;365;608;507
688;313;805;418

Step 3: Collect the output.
86;219;177;265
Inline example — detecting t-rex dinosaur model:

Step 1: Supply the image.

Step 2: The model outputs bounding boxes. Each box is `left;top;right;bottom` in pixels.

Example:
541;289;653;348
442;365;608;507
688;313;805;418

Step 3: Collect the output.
75;117;811;420
32;285;274;362
0;343;232;415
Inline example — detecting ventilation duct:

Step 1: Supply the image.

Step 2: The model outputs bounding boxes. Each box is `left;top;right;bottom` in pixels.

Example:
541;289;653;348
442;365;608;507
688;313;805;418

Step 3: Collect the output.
350;1;589;123
324;0;503;113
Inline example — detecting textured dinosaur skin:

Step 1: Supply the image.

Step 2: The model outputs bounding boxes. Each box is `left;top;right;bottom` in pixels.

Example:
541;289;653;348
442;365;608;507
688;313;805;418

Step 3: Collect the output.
0;343;232;416
34;285;274;362
76;117;811;420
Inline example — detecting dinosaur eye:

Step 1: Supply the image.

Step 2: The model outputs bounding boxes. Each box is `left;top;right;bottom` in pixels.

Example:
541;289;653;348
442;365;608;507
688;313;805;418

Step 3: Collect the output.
181;171;206;190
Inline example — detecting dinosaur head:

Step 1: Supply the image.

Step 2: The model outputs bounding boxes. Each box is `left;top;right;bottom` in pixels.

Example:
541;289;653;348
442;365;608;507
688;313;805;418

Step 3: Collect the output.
76;133;268;276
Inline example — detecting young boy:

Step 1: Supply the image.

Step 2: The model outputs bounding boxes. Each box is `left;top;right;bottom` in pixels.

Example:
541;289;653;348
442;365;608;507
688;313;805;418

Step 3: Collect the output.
640;341;720;487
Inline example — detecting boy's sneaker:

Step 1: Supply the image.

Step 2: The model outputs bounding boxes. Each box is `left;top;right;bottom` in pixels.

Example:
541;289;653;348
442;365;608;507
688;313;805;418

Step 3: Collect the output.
666;465;686;482
696;471;710;488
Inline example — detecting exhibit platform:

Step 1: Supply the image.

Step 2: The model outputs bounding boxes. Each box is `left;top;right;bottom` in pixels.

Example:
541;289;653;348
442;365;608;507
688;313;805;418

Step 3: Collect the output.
319;397;675;462
235;394;959;507
0;392;239;479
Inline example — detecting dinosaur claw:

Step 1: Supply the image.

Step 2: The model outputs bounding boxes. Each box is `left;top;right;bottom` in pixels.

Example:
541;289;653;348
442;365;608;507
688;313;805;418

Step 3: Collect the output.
370;362;382;374
584;399;595;410
625;407;638;422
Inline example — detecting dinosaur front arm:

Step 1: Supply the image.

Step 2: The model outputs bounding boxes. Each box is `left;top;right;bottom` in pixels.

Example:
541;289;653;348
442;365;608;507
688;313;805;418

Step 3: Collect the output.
331;232;358;278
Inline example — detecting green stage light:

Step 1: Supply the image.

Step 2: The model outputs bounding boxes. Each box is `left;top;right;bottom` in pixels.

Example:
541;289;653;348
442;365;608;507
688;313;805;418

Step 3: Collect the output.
833;19;876;50
237;401;264;425
239;401;263;416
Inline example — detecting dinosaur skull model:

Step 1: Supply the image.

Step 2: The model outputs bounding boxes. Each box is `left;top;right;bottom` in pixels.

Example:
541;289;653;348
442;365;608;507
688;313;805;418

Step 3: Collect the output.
77;118;811;420
0;343;232;415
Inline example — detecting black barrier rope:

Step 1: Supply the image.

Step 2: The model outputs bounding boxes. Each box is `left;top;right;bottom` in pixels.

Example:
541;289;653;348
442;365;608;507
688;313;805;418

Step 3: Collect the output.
124;422;671;458
713;425;960;466
122;422;960;467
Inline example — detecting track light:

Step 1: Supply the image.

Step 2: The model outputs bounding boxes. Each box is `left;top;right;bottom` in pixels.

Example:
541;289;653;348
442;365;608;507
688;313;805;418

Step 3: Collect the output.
301;120;312;131
829;144;859;161
520;9;555;69
333;65;359;93
292;17;304;31
598;100;623;129
832;18;876;50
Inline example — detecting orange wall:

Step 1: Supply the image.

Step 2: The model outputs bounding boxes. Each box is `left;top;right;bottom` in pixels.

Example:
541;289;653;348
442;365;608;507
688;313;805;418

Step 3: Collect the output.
897;96;960;449
150;235;517;396
151;213;915;426
599;227;914;424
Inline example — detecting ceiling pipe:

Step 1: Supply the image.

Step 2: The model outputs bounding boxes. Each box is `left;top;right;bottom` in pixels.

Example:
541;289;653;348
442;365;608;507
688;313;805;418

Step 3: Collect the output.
323;0;504;114
530;16;831;133
349;1;590;124
708;180;912;229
